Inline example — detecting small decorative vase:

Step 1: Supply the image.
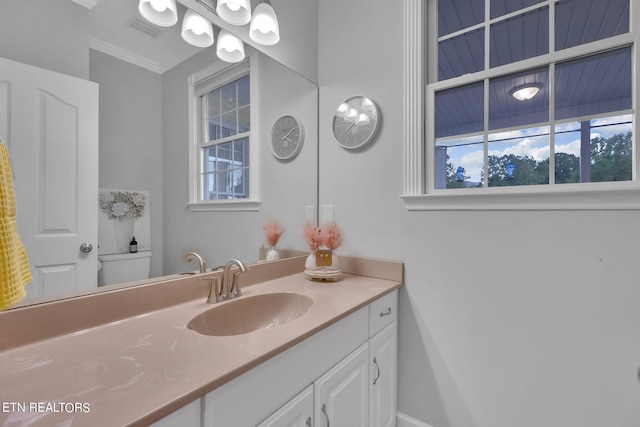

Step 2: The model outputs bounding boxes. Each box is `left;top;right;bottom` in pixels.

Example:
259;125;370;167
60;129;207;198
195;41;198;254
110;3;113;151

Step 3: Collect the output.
305;251;317;270
266;246;280;261
113;216;135;252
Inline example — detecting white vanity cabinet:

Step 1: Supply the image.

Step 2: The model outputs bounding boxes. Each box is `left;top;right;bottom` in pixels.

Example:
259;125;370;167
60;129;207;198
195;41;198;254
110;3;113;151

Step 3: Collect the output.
155;289;398;427
258;290;398;427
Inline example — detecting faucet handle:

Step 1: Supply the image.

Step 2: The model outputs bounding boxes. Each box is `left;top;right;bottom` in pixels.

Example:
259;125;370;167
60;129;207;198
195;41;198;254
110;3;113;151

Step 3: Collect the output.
229;270;243;298
206;277;221;304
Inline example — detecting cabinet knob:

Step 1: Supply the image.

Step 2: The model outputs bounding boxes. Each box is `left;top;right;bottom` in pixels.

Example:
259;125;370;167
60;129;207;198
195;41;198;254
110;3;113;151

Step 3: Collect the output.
306;416;312;427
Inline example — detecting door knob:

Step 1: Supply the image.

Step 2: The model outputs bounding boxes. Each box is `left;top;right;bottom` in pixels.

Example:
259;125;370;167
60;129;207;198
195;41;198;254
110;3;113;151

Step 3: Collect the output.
80;243;93;253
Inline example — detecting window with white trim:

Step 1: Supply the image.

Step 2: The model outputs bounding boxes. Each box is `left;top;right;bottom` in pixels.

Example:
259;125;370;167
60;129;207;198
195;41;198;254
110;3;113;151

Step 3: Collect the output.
428;0;634;193
189;60;259;210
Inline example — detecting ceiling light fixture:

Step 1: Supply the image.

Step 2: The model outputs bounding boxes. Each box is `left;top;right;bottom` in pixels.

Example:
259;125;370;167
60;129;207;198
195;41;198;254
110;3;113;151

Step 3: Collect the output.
138;0;280;64
181;10;214;47
249;0;280;46
217;0;252;26
510;83;543;101
138;0;178;27
217;30;246;63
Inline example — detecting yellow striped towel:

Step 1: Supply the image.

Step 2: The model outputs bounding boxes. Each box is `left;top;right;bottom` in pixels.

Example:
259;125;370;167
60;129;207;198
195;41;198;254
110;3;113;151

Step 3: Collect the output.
0;138;31;311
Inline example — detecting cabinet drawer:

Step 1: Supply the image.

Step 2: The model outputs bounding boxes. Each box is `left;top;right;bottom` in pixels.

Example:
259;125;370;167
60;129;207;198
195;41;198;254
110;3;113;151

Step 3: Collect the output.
368;290;397;337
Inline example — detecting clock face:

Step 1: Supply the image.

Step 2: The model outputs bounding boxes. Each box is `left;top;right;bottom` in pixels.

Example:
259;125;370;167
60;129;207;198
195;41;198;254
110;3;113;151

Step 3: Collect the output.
332;96;379;150
270;115;304;160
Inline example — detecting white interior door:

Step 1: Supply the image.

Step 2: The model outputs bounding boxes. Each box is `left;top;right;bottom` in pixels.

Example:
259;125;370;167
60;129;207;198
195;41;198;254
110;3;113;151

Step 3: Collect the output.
0;57;98;299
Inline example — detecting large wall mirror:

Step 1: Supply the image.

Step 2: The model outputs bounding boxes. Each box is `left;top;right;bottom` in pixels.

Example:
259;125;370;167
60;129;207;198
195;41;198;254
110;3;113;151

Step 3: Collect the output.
0;0;318;308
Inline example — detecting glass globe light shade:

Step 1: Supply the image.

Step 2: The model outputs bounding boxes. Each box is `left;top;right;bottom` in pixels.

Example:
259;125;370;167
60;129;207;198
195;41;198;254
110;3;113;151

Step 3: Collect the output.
216;30;246;63
249;2;280;46
138;0;178;27
217;0;252;26
181;10;214;47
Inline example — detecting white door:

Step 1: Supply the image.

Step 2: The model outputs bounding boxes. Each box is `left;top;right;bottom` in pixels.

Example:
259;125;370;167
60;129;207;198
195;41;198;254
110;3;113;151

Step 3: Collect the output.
0;57;98;298
315;343;369;427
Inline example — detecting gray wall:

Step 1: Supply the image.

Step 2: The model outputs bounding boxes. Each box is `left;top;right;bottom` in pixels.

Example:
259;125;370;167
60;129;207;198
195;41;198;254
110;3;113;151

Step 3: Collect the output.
89;50;164;279
318;1;640;427
0;0;89;79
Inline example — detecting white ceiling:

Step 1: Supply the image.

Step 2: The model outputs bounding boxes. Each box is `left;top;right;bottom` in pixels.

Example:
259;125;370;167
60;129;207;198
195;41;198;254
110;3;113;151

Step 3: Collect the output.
82;0;205;74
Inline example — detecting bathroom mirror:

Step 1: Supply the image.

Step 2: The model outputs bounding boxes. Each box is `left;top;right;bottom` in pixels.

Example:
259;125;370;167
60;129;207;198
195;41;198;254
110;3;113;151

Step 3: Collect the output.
0;0;318;307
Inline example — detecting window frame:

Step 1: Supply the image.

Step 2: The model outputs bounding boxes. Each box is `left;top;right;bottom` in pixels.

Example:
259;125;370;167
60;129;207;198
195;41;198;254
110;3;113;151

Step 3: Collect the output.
187;55;261;212
401;0;640;210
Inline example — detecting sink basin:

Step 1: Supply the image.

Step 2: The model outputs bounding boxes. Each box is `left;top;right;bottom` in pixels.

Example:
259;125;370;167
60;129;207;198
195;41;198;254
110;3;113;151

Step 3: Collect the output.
188;292;314;336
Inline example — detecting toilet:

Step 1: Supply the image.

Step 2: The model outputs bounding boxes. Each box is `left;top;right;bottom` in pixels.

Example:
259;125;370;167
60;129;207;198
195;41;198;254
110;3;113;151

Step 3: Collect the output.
97;188;152;287
98;251;152;286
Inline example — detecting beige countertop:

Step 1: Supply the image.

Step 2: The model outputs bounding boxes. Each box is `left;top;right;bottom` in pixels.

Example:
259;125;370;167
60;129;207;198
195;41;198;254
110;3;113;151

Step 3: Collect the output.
0;256;402;426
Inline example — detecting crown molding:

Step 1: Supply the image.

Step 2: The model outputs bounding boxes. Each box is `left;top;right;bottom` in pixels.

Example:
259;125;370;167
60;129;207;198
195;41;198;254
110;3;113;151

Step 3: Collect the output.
90;38;163;74
70;0;101;9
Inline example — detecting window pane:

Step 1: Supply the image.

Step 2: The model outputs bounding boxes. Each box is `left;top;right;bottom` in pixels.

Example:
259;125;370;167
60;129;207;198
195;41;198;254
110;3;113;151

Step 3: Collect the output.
220;81;238;114
238;105;250;133
555;0;629;51
435;136;484;189
555;47;631;120
237;75;250;108
490;0;543;19
489;67;548;130
438;0;484;37
438;29;484;80
488;127;550;186
206;91;221;141
222;111;238;137
555;115;632;184
490;7;549;68
435;82;484;138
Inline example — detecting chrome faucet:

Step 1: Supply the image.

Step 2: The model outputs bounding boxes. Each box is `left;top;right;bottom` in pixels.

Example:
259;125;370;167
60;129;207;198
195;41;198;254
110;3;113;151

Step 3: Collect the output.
210;258;248;301
184;252;207;274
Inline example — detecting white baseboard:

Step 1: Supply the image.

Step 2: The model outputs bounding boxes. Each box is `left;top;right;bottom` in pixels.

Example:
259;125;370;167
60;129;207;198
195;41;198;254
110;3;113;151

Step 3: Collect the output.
397;412;434;427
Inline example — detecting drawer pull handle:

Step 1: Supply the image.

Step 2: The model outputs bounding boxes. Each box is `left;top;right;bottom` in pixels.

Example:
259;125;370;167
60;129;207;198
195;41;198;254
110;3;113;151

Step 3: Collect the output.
373;356;381;385
321;403;330;427
306;416;312;427
380;307;392;317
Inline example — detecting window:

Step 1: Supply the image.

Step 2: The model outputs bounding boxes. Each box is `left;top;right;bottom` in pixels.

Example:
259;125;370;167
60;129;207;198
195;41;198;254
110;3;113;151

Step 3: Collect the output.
188;60;260;211
420;0;637;205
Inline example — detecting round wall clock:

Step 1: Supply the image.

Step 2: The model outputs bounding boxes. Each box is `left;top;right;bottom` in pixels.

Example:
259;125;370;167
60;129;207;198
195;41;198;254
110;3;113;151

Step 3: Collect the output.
270;115;304;160
332;96;380;150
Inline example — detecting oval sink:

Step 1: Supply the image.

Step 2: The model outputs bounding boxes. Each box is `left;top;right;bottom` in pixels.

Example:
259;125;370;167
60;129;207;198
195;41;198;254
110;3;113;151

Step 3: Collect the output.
188;292;314;336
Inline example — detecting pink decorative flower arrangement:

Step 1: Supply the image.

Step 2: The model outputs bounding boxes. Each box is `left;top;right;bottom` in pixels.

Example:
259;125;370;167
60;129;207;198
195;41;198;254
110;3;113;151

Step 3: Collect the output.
303;222;343;251
303;222;323;251
321;223;343;250
264;220;285;247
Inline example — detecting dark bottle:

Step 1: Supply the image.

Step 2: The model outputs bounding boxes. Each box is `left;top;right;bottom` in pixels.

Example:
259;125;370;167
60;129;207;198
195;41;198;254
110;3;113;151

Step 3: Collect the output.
129;236;138;253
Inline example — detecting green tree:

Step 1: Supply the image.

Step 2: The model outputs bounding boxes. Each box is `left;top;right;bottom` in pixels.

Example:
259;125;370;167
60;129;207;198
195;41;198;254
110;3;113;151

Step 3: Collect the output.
590;131;632;182
488;154;547;186
554;152;580;184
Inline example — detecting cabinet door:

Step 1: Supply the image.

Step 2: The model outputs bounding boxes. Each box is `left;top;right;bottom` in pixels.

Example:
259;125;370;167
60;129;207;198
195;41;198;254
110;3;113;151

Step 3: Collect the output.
369;322;398;427
258;385;313;427
315;343;369;427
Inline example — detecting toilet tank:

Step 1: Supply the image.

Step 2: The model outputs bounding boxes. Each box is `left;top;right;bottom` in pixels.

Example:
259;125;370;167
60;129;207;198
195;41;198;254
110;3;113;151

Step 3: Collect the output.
98;251;152;286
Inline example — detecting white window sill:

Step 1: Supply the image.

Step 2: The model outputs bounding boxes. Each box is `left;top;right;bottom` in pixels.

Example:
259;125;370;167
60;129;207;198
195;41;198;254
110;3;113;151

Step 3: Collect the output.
401;185;640;211
187;200;261;212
